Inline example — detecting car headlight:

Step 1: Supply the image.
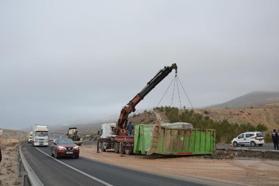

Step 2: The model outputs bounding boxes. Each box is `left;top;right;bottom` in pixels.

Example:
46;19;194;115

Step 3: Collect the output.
57;146;66;150
73;146;79;150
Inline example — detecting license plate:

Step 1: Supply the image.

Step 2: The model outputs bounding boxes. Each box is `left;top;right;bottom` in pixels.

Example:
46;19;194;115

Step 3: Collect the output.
66;151;73;155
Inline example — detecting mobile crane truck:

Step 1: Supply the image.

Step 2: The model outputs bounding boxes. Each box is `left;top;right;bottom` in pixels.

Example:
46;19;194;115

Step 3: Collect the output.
97;64;177;154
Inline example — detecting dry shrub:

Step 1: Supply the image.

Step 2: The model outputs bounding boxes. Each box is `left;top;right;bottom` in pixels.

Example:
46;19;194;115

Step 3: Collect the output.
2;139;19;147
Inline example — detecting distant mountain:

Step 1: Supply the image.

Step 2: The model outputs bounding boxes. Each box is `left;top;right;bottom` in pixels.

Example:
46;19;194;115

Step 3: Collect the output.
212;91;279;108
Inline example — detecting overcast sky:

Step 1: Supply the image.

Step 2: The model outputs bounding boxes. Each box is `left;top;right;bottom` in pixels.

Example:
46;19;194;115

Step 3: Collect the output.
1;0;279;129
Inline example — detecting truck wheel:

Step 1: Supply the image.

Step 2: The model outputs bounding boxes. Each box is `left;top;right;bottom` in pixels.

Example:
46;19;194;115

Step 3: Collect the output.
101;143;106;152
114;143;120;153
233;141;238;147
119;142;125;154
125;148;132;155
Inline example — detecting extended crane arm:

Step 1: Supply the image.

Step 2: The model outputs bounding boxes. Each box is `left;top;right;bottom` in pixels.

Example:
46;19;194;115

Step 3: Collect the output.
116;63;177;135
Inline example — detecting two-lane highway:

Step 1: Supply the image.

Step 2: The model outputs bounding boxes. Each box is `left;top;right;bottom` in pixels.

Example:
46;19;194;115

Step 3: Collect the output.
21;143;204;186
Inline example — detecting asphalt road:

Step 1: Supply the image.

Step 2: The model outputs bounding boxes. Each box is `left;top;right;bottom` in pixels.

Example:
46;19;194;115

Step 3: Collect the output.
21;143;204;186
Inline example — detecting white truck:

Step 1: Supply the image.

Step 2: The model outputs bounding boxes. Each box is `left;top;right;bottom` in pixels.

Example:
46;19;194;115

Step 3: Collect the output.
32;125;49;146
97;123;116;152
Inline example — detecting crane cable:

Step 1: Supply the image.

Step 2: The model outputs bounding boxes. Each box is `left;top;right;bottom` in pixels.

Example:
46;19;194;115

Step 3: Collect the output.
176;77;182;109
156;78;175;106
156;75;194;110
170;78;176;106
177;76;194;109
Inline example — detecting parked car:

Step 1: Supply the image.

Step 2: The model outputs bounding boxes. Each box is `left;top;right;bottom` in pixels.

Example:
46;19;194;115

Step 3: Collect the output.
231;131;264;147
50;138;79;159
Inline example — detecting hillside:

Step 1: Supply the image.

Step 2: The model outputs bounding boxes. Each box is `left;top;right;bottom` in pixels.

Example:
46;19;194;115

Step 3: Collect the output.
198;105;279;130
213;91;279;108
202;91;279;130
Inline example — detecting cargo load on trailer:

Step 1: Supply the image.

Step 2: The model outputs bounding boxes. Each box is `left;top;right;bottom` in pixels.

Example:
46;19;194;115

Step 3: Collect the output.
133;122;215;155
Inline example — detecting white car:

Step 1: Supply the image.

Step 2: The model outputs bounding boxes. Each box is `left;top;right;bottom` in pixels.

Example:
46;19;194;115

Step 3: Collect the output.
231;131;264;147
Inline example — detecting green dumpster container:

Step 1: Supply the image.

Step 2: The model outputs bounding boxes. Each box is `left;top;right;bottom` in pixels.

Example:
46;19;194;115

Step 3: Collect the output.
133;123;215;155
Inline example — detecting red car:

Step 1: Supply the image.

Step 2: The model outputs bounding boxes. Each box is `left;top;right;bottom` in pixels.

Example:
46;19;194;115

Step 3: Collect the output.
50;138;80;159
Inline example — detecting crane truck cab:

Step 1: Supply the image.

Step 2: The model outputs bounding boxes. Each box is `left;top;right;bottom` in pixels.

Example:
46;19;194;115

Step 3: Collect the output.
97;123;116;152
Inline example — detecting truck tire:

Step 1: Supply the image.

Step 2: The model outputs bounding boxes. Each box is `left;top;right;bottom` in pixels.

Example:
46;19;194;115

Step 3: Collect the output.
97;139;100;153
101;142;106;152
125;148;132;155
114;142;120;153
119;142;125;154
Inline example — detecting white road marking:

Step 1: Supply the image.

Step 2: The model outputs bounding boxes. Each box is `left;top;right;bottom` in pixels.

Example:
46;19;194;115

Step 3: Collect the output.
36;147;113;186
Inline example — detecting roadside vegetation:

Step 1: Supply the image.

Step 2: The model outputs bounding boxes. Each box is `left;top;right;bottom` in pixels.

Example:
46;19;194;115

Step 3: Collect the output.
153;106;269;143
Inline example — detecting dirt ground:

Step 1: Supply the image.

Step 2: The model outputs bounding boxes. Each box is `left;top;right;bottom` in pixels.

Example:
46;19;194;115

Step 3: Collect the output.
0;130;25;186
81;145;279;186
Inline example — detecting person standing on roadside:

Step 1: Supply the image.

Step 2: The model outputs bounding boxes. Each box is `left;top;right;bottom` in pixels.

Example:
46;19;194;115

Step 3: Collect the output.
272;129;279;150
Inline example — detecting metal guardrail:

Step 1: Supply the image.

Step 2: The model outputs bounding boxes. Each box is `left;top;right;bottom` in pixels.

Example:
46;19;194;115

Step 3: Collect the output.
19;145;44;186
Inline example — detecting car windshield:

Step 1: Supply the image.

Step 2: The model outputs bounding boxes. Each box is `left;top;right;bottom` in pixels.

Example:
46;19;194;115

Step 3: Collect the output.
256;132;264;137
57;138;74;145
35;131;48;137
